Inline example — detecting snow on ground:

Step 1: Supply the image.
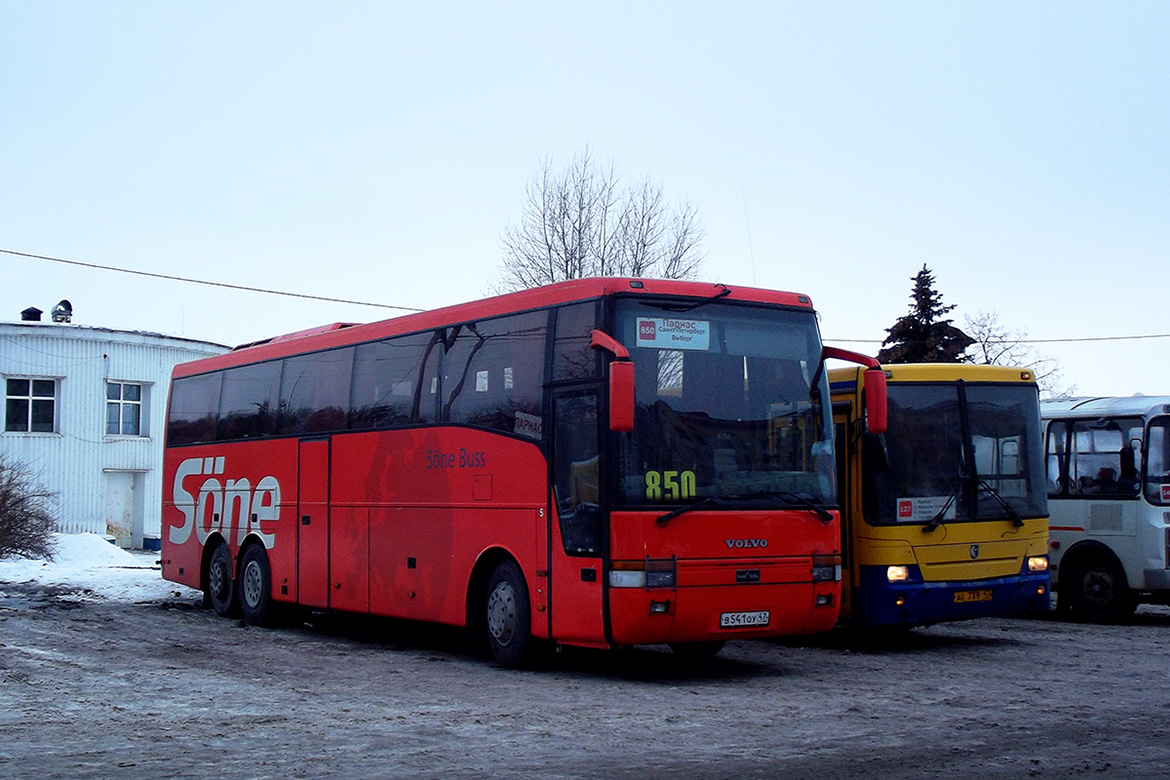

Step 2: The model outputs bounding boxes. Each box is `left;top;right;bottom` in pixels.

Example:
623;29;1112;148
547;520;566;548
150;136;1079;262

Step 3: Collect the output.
0;532;195;603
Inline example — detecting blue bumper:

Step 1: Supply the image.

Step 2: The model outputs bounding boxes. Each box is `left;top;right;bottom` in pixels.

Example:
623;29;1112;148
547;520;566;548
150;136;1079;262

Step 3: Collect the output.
851;565;1051;628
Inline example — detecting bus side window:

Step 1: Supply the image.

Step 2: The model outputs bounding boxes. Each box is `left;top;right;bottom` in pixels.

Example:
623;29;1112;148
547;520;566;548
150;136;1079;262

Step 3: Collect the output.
444;311;547;436
1070;417;1143;496
552;302;600;381
279;348;355;435
349;332;435;430
168;372;223;445
1046;421;1069;495
218;362;281;440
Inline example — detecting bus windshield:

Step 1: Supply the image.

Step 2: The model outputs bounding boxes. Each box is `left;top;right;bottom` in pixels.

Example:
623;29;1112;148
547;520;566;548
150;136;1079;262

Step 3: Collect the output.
613;300;834;508
870;383;1047;525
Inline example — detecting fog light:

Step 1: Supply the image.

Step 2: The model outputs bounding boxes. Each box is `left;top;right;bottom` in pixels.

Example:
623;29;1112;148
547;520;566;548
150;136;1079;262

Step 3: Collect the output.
815;593;834;607
1027;556;1049;573
887;565;909;583
895;594;906;607
649;600;671;614
1037;585;1046;596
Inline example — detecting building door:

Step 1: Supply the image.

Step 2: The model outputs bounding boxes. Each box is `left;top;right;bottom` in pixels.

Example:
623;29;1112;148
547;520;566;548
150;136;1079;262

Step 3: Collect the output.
103;470;144;548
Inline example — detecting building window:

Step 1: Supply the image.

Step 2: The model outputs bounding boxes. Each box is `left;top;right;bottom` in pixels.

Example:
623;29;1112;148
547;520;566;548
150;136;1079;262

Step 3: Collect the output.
107;382;144;436
5;378;57;433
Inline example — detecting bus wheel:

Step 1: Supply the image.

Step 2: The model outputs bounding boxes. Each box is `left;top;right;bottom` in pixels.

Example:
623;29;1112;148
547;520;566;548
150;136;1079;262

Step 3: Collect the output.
206;543;239;617
239;545;273;626
1066;558;1136;623
669;641;725;661
485;560;532;668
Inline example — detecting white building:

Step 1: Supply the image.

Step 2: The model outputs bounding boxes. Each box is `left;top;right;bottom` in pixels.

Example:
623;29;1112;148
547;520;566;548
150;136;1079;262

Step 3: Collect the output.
1;303;227;548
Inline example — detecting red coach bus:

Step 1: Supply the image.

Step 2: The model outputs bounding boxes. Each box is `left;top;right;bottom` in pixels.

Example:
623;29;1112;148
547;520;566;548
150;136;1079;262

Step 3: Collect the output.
161;278;885;666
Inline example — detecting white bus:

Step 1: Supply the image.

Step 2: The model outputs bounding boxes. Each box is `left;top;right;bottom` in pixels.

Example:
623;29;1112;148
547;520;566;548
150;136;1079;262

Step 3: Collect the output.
1042;396;1170;621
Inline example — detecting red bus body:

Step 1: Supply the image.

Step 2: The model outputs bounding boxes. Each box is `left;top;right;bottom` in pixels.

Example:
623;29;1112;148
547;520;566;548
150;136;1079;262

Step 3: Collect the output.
162;278;843;662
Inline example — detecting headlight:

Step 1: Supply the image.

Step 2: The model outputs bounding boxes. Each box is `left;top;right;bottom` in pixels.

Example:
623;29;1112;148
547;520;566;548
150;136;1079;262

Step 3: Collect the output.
1027;556;1049;573
608;558;677;589
886;565;910;582
608;570;645;588
812;553;842;582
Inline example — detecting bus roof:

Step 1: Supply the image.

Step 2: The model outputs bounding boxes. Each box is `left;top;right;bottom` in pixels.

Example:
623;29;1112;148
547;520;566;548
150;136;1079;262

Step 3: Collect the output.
173;277;816;378
828;363;1037;389
1040;396;1170;420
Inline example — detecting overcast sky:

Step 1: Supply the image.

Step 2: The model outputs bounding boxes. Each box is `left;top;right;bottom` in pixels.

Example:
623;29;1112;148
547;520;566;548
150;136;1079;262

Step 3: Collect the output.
2;2;1167;397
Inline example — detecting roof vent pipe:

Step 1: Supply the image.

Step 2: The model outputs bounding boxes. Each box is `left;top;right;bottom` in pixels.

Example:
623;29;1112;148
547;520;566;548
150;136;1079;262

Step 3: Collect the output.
52;300;73;323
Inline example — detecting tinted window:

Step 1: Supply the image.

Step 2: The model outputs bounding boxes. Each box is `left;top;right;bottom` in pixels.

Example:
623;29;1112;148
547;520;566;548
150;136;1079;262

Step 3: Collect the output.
552;301;599;381
350;332;438;429
554;394;600;554
219;362;281;440
442;311;548;438
168;373;223;445
279;348;355;435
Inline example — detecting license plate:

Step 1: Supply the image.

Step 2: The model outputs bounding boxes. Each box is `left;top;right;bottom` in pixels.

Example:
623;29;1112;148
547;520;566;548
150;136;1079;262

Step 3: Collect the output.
953;589;993;603
720;610;770;628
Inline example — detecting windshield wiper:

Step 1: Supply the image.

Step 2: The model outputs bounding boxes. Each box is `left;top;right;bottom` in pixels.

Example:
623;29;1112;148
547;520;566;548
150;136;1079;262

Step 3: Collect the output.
976;480;1025;527
657;495;725;526
923;476;965;534
768;491;834;523
642;284;732;313
656;490;832;527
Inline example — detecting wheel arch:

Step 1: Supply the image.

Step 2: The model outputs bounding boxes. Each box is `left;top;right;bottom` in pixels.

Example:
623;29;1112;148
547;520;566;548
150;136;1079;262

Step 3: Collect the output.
199;532;231;592
465;546;524;630
1055;540;1128;591
235;533;270;576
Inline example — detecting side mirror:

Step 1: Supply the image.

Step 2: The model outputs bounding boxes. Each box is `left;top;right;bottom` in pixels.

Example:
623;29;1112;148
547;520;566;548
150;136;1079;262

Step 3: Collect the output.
609;360;635;432
821;345;887;435
863;367;887;434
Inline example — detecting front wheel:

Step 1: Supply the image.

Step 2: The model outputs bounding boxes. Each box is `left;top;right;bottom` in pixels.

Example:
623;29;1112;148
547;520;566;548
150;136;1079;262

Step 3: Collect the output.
238;545;274;626
1064;557;1137;623
206;543;239;617
485;560;533;668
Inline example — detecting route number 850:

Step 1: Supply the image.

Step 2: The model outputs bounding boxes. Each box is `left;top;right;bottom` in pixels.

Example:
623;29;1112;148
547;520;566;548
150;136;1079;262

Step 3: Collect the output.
645;470;697;501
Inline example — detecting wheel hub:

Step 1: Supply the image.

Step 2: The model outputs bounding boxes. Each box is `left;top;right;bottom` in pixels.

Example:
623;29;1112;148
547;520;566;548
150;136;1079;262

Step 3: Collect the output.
242;560;263;608
487;582;517;646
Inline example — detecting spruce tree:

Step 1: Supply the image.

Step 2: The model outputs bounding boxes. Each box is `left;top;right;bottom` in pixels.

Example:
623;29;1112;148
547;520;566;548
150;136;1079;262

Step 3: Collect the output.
877;265;974;364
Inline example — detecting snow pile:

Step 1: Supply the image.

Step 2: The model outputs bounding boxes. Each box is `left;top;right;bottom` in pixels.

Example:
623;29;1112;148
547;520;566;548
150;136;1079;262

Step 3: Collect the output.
0;532;196;603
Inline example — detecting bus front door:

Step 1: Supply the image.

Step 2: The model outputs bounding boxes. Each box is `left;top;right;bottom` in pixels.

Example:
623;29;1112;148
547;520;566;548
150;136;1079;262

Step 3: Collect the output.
550;392;606;645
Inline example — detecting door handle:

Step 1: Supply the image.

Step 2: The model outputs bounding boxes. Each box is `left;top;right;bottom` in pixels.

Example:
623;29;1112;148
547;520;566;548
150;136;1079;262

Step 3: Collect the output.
301;515;311;526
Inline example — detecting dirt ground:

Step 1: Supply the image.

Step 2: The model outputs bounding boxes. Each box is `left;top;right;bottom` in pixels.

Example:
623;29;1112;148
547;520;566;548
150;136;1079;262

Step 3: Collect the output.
2;574;1169;780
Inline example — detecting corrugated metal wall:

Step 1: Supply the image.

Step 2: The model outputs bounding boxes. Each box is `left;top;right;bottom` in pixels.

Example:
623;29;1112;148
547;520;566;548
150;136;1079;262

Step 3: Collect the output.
1;322;227;546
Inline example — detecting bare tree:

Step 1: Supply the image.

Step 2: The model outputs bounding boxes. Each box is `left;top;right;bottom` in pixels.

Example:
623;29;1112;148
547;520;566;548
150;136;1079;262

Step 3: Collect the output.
495;147;706;291
965;310;1076;399
0;456;57;561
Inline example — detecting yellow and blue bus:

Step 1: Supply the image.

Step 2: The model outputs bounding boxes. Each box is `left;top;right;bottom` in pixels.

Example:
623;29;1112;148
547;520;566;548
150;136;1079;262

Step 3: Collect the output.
829;364;1050;628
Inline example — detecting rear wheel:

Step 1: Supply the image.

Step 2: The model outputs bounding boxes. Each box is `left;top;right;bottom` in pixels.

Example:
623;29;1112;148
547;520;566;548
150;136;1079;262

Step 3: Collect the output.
206;543;239;617
1064;556;1137;623
485;560;533;668
238;545;273;626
